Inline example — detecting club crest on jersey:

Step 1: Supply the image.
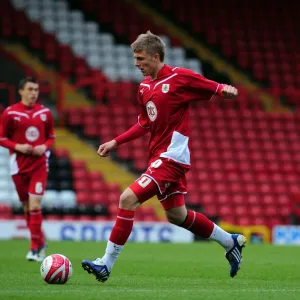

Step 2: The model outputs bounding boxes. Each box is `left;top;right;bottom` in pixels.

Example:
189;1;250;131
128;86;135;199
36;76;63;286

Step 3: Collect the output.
162;84;170;93
25;126;40;142
146;101;157;122
40;114;47;121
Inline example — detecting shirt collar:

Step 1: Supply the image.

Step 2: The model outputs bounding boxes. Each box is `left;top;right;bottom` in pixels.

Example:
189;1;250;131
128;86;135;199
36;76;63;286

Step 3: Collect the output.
19;102;36;112
156;64;170;79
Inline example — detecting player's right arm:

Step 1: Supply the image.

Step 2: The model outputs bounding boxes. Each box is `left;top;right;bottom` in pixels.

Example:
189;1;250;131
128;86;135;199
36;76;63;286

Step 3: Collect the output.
0;108;32;154
97;122;149;157
97;90;150;158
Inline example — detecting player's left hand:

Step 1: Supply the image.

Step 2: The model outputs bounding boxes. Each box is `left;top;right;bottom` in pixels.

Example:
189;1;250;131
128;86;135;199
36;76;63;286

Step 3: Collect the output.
221;85;238;98
32;144;47;156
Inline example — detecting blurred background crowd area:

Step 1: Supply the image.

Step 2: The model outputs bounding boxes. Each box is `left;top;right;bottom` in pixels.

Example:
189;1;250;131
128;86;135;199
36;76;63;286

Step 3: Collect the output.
0;0;300;233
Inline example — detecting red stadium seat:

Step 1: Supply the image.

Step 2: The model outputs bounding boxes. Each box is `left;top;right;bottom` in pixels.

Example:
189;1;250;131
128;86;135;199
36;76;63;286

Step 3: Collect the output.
62;215;77;221
90;181;107;193
76;191;90;204
43;33;58;62
45;215;61;221
219;206;234;218
91;192;109;205
54;148;69;158
237;216;252;226
71;160;87;170
28;22;43;50
74;180;90;192
14;10;28;37
249;206;263;217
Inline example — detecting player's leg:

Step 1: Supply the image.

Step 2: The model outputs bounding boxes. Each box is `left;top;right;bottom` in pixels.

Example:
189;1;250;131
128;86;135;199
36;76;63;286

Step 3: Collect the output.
164;200;233;249
28;168;47;261
27;195;44;255
163;194;246;277
100;188;140;269
22;202;31;248
12;173;30;223
12;174;35;260
82;175;159;282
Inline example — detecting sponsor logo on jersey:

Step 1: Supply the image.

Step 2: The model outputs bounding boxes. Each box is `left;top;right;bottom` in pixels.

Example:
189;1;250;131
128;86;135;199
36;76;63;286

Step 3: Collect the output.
41;114;47;121
162;84;170;93
25;126;40;142
146;101;157;121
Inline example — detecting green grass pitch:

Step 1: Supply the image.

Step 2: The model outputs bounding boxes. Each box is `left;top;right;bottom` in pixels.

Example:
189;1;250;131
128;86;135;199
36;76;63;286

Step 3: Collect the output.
0;240;299;300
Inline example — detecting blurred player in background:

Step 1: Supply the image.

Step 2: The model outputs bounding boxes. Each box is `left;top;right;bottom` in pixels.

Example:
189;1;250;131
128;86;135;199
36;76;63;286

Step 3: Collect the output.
82;31;246;281
0;77;55;262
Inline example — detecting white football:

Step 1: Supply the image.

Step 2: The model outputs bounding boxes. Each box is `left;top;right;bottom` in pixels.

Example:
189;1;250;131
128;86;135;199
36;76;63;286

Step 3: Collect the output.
40;254;72;284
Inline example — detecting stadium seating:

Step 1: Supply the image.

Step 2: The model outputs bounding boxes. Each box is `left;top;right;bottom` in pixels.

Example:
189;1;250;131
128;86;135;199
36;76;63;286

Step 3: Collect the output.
144;0;300;106
4;0;202;105
1;0;298;228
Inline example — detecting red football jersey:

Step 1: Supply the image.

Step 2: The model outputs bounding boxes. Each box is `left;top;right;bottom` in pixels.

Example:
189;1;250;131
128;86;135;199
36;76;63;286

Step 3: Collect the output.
0;102;55;175
137;65;223;166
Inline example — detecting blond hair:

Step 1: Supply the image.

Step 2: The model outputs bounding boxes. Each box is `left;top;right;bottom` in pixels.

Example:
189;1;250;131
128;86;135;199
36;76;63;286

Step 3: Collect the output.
131;31;165;62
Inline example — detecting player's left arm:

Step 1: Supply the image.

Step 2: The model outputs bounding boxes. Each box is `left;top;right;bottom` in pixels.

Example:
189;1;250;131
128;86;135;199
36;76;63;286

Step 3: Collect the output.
32;109;56;156
181;69;238;101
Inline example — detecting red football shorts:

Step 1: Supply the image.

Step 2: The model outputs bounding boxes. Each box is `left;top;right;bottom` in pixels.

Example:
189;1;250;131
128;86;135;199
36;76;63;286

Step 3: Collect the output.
129;158;189;210
12;165;48;202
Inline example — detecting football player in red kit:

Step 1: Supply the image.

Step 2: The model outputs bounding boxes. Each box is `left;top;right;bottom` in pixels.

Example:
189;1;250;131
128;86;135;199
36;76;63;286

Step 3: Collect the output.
0;77;55;262
82;32;246;281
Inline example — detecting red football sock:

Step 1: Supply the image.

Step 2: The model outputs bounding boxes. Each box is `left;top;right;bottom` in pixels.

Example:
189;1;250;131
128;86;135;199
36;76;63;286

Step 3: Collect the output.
28;209;44;251
180;210;214;238
109;208;135;245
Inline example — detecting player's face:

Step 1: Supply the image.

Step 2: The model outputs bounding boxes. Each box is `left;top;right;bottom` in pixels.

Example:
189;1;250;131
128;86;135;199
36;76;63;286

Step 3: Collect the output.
19;82;39;106
134;50;159;78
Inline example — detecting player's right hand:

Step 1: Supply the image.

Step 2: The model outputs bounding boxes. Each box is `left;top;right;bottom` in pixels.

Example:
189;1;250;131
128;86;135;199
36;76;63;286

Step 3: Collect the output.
15;143;33;154
97;140;117;157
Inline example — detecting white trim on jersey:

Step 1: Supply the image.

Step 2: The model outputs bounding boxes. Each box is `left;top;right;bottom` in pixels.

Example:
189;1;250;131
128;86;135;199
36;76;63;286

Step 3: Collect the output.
172;67;179;71
154;73;178;90
159;191;187;201
33;108;49;118
160;131;190;165
137;115;150;129
140;83;151;90
7;111;29;119
9;153;19;175
141;173;163;195
0;137;8;141
209;83;220;101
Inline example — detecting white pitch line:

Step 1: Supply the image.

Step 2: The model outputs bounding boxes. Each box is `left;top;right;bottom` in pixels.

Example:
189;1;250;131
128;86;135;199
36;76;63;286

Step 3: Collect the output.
1;289;300;294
